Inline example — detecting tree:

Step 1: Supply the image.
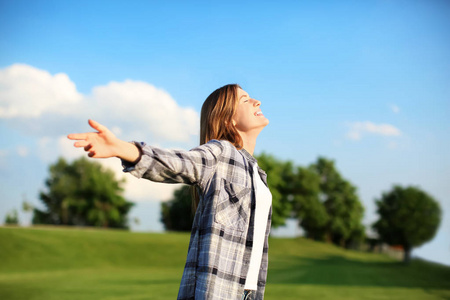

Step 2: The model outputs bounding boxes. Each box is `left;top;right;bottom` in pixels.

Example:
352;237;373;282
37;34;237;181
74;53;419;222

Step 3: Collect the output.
310;157;365;247
4;209;19;225
22;198;33;224
372;185;441;264
290;166;329;240
22;200;33;213
159;153;366;246
33;157;134;229
160;185;195;231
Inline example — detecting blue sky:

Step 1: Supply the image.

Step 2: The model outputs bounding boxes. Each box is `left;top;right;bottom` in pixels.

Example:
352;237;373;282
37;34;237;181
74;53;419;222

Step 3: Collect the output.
1;0;449;265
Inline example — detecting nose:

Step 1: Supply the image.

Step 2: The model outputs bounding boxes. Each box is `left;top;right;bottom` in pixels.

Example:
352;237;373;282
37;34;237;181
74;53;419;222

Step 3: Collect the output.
253;99;261;106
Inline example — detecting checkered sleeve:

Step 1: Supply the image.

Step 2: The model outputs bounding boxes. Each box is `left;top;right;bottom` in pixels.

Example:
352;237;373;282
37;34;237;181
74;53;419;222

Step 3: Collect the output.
121;139;225;188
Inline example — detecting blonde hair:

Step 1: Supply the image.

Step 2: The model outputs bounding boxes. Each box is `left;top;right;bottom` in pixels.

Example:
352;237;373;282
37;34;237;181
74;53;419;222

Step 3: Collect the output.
192;84;243;211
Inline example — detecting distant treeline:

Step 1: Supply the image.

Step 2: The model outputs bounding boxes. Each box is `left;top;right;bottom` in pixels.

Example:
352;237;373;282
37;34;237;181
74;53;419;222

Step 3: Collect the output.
5;155;441;264
161;153;442;264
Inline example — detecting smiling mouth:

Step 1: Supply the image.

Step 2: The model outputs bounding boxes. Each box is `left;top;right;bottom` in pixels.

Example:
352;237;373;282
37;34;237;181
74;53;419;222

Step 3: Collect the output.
255;111;263;116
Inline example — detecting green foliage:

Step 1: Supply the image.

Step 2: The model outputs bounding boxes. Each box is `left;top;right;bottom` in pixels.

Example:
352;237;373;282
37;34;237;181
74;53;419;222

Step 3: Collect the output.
255;155;365;248
22;201;33;212
4;209;19;225
33;157;134;229
309;157;365;248
160;185;195;231
291;166;328;240
160;153;366;248
372;185;442;263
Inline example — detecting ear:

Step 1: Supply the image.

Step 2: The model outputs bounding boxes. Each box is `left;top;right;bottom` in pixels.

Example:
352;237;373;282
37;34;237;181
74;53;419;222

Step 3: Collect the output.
225;120;237;126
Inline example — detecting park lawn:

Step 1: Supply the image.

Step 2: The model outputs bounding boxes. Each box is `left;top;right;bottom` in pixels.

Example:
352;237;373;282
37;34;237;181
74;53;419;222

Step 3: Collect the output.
1;226;449;300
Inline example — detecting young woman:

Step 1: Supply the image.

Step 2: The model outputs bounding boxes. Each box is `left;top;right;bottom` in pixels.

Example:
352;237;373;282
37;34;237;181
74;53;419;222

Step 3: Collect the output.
68;84;272;300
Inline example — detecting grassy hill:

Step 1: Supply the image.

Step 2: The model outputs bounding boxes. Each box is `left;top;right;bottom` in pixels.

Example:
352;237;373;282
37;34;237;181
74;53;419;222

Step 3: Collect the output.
1;226;449;300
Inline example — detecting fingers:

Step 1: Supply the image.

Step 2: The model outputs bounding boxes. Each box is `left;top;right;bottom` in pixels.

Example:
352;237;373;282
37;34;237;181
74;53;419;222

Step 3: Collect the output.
68;119;107;140
71;139;93;153
73;141;90;148
88;119;107;132
67;133;89;140
75;141;94;157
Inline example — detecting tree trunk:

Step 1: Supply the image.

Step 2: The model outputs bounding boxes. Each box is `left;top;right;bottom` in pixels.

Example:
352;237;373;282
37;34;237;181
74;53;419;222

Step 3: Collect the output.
325;232;332;243
403;245;411;264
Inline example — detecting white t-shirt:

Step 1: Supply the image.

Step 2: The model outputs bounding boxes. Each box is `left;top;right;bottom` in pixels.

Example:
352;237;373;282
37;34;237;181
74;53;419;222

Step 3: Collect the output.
244;164;272;290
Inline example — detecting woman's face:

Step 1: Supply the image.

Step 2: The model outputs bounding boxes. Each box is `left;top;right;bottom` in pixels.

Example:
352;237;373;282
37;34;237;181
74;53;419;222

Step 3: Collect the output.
232;88;269;134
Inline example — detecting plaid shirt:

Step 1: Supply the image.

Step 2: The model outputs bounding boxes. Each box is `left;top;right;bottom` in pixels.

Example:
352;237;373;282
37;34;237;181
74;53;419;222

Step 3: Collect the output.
122;139;272;300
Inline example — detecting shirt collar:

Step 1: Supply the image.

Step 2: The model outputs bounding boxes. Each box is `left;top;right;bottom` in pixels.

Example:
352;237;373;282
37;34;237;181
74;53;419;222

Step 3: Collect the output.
239;148;267;177
239;148;257;164
224;140;266;176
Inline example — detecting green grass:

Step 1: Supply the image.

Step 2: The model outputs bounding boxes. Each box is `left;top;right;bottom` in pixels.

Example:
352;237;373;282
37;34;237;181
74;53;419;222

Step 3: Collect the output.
1;226;449;299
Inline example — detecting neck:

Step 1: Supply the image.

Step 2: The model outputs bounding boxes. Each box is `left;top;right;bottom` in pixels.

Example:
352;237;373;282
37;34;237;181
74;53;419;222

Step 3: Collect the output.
238;130;260;156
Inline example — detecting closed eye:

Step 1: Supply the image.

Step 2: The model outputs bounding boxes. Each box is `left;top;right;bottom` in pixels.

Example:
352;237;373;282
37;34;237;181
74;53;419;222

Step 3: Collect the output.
239;94;250;103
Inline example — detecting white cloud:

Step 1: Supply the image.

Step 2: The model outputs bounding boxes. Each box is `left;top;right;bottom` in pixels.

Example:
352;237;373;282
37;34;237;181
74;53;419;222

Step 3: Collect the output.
0;64;199;144
346;121;402;141
57;135;85;161
389;104;400;113
1;63;198;202
111;126;123;136
0;64;83;118
91;80;199;143
16;146;29;157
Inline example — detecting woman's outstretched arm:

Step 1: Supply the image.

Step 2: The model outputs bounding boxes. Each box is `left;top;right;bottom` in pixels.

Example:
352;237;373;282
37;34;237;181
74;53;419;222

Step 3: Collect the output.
68;119;225;188
67;119;140;163
124;140;224;187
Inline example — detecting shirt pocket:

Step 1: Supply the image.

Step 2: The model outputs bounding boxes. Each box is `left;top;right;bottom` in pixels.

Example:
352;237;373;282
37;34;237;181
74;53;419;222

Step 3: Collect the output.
214;179;251;232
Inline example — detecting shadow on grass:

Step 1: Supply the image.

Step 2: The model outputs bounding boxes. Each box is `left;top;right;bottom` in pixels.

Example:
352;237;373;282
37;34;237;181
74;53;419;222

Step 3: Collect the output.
268;255;450;290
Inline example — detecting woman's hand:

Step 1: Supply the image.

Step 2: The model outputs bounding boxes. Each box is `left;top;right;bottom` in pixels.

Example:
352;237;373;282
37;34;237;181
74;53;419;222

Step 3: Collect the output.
67;119;140;162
